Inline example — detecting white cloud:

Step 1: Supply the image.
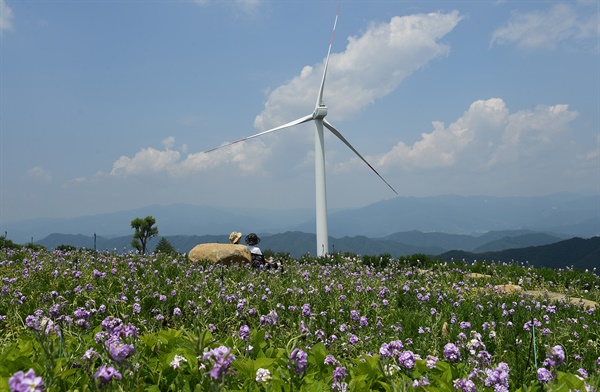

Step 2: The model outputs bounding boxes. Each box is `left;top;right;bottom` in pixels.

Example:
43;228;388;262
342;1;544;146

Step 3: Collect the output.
491;3;599;50
26;166;52;182
107;11;464;180
110;148;181;176
254;10;464;130
162;136;175;149
193;0;261;15
0;0;14;34
375;98;580;171
108;138;269;177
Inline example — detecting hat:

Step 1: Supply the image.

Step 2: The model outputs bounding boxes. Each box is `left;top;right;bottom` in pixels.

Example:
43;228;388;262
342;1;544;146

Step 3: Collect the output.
245;233;260;246
229;231;242;244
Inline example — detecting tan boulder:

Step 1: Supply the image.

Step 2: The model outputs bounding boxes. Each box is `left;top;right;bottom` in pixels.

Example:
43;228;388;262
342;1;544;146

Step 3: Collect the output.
494;284;522;293
188;243;251;265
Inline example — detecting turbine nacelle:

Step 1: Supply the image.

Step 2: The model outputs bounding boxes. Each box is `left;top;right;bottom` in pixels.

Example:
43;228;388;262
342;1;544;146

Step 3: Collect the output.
313;104;328;119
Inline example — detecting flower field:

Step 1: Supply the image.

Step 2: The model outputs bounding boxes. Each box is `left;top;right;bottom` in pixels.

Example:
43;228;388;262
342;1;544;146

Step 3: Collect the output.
0;246;598;391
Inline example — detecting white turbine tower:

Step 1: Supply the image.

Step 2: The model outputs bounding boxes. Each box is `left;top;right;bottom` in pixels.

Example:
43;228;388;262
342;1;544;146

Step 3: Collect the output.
205;5;397;256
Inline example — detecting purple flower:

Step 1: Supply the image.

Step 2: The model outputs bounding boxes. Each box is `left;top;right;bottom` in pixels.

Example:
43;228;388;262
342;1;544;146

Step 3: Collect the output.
173;307;181;317
73;308;90;320
379;340;403;359
453;378;476;392
544;345;565;368
397;350;416;369
349;334;359;345
8;369;44;392
101;316;122;333
289;348;308;376
105;336;134;362
301;304;311;317
81;348;101;361
443;343;461;362
332;366;347;382
324;354;340;366
202;346;236;380
239;325;250;341
537;367;553;384
25;315;40;330
359;316;368;327
523;318;542;331
94;365;122;386
425;355;438;369
484;362;509;390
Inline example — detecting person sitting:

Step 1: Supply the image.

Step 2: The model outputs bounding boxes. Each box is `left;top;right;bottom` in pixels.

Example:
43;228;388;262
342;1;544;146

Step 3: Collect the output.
245;233;265;267
229;231;242;244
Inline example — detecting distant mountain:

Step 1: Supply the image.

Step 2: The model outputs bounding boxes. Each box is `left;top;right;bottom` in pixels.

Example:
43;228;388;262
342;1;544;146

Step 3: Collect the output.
472;233;564;252
5;193;598;244
439;237;600;270
34;230;597;270
317;193;599;237
380;230;566;252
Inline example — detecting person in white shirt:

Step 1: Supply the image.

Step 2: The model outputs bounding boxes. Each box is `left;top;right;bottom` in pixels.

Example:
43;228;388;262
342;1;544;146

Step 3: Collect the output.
245;233;264;267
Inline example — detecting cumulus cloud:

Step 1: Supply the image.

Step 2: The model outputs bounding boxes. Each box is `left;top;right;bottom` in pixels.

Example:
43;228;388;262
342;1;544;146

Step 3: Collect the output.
106;11;464;179
110;148;181;176
108;137;269;177
491;3;599;50
254;10;464;130
0;0;14;34
375;98;580;171
26;166;52;182
104;8;588;183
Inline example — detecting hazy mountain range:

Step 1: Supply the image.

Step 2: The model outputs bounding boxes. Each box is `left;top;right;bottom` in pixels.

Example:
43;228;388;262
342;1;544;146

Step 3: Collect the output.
4;193;599;245
5;192;596;270
33;230;598;271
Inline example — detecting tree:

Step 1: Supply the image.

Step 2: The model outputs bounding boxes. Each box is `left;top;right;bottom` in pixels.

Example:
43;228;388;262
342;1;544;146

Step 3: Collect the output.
155;237;176;255
131;216;158;255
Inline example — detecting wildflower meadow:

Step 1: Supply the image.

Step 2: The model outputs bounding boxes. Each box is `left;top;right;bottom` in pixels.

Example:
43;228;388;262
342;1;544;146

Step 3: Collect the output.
0;245;598;391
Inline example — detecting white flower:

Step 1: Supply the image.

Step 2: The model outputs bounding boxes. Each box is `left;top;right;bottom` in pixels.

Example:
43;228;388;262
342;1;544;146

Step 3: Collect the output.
256;368;272;384
170;355;187;370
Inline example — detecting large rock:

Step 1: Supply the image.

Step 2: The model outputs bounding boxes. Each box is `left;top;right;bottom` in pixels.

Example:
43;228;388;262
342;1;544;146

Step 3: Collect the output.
188;243;251;265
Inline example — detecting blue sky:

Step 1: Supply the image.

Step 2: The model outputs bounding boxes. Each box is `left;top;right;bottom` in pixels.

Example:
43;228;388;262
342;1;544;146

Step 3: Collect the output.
1;0;599;223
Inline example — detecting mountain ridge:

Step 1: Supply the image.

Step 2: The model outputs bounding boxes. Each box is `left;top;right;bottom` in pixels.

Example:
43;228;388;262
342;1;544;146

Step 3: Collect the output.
32;230;599;270
3;193;598;244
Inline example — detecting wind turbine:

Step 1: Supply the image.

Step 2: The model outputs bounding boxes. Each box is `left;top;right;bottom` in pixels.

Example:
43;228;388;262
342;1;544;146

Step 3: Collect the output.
205;5;398;256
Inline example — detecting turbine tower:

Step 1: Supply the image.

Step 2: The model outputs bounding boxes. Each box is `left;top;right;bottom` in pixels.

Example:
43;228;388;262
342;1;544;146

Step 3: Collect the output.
205;5;397;256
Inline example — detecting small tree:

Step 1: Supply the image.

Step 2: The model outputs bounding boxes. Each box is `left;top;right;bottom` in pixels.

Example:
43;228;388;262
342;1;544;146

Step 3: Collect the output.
131;216;158;255
155;236;176;255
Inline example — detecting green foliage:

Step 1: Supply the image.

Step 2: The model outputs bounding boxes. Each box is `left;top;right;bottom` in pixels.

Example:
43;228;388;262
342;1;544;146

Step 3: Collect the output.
362;253;392;268
0;248;598;391
155;237;177;255
131;215;159;255
0;237;20;251
55;244;77;252
23;243;45;251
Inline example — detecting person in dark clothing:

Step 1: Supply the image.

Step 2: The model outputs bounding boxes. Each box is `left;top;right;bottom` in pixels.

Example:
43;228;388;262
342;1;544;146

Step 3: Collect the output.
245;233;265;267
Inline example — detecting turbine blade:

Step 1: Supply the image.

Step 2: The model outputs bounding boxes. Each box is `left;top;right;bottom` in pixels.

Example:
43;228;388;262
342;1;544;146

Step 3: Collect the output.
315;3;340;109
323;119;398;195
203;114;314;153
